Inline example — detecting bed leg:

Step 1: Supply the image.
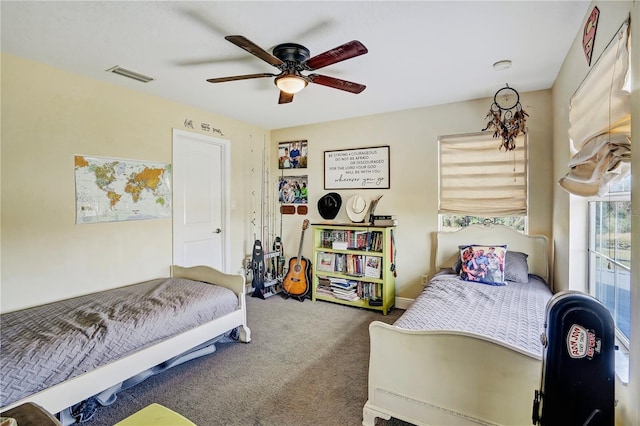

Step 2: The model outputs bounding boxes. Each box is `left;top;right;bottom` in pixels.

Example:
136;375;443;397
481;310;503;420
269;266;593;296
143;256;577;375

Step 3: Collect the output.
238;324;252;343
363;402;390;426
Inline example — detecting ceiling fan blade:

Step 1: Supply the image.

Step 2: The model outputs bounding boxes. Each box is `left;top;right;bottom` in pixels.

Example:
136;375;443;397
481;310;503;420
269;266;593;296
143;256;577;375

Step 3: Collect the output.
278;91;294;104
304;40;368;71
225;35;284;67
207;73;275;83
307;74;366;94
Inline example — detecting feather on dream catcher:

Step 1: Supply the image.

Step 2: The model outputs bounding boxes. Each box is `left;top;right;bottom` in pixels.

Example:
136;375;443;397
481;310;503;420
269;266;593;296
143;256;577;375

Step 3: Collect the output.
482;85;528;151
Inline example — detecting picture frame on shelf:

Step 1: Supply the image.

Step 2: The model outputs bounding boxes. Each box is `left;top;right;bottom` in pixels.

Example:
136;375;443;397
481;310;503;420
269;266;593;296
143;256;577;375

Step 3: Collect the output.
317;252;335;272
365;255;382;278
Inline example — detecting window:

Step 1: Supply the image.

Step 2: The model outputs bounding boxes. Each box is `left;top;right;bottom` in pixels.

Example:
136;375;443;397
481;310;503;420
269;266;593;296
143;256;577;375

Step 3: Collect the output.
438;132;527;232
588;174;631;345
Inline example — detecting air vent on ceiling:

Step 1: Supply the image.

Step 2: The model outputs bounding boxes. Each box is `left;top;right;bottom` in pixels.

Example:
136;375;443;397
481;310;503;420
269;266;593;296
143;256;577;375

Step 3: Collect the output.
106;66;154;83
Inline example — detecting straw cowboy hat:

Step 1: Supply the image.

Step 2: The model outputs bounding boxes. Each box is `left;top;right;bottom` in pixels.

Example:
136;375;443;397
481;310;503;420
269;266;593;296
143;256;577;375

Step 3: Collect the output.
317;192;342;220
346;195;370;223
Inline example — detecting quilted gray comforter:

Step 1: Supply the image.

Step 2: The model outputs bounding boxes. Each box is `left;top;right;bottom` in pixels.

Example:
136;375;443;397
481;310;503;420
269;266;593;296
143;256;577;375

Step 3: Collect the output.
0;277;238;407
394;272;552;358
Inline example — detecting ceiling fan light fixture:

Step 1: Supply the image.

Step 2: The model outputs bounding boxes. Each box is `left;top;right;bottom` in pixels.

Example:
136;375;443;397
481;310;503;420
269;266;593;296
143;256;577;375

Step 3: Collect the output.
275;74;308;94
208;36;368;103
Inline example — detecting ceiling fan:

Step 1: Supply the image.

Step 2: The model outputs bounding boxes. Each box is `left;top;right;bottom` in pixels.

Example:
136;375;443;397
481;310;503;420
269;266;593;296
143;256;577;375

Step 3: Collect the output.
206;36;368;104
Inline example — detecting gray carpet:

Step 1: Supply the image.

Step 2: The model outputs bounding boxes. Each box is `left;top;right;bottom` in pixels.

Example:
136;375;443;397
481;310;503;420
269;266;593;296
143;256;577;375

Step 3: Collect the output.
82;294;413;426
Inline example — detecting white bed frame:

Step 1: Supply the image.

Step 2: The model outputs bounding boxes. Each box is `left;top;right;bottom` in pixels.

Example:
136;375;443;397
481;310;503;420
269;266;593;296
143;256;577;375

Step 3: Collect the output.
1;265;251;415
363;225;550;426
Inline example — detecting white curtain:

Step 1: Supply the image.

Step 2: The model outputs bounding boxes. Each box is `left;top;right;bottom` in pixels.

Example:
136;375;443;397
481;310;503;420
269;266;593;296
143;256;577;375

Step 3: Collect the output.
439;132;527;217
559;20;631;197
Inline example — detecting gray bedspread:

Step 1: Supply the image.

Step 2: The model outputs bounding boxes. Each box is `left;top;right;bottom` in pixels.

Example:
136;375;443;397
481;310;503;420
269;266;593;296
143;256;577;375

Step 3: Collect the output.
394;272;552;358
0;277;238;407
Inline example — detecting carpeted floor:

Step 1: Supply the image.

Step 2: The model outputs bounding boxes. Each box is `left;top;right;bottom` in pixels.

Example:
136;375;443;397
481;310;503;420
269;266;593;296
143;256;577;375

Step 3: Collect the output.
82;293;413;426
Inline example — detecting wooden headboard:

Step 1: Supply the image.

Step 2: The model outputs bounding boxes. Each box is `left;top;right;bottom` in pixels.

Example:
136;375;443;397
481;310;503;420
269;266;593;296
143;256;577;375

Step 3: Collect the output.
435;224;549;283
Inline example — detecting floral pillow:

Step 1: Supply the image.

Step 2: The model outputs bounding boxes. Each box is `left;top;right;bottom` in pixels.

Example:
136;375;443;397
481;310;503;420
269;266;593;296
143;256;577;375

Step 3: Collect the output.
458;245;507;286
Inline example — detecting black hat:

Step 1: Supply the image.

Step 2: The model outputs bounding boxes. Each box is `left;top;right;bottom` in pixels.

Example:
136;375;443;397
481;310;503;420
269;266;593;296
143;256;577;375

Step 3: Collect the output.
317;192;342;220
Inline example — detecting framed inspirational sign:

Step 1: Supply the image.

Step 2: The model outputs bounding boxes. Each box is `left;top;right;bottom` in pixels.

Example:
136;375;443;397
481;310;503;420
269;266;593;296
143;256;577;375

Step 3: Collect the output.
324;146;390;189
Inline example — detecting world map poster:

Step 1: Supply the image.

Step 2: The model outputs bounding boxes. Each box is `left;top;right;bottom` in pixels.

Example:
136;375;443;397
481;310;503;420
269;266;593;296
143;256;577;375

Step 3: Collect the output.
75;155;172;224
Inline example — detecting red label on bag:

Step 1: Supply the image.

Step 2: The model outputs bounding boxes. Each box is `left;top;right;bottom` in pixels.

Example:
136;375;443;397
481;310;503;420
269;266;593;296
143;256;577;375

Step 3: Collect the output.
567;324;600;359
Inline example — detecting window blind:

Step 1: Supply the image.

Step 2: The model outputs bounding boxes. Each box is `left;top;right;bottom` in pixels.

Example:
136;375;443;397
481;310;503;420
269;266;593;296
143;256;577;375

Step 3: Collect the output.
439;132;528;217
559;20;631;197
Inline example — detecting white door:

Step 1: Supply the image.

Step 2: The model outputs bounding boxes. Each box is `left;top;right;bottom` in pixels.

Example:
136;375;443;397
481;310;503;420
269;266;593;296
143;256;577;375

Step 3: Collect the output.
172;129;231;272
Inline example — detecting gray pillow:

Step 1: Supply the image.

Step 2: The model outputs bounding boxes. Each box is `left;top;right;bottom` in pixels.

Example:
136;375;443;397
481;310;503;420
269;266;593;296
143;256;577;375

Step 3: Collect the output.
504;251;529;283
453;258;462;274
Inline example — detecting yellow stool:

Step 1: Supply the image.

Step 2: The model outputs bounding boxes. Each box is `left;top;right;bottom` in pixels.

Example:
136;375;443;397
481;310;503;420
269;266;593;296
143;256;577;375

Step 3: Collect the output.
114;403;196;426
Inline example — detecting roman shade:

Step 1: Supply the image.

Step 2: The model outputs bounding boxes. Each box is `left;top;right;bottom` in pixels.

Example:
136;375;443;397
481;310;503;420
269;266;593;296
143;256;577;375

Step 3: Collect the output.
439;132;527;217
559;20;631;197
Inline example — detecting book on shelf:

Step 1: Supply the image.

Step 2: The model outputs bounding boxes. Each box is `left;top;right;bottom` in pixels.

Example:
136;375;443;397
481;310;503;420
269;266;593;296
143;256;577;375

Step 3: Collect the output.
332;241;348;250
316;276;382;304
353;231;369;250
318;276;332;286
345;254;364;276
373;219;398;226
320;230;333;248
320;229;386;252
333;293;359;302
334;253;346;273
331;229;348;249
368;231;383;252
331;286;360;301
371;215;396;220
329;277;357;289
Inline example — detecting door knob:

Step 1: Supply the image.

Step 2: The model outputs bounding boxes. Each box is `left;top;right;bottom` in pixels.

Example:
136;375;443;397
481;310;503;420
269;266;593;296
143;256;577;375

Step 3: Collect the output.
213;228;222;234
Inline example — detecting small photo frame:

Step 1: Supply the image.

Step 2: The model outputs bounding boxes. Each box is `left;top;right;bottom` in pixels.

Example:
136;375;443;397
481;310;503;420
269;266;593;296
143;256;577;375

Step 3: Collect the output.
279;140;308;169
278;175;308;204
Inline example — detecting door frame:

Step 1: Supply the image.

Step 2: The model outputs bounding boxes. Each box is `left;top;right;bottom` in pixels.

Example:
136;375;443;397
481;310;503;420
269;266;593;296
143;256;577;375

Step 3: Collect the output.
172;128;231;273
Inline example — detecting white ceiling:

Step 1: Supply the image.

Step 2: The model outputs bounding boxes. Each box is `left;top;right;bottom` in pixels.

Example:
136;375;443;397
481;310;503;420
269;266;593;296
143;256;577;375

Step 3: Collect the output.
1;1;591;130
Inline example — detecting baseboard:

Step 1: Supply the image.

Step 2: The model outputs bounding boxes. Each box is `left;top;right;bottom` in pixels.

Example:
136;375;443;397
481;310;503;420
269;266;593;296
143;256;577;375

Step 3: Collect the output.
394;296;414;310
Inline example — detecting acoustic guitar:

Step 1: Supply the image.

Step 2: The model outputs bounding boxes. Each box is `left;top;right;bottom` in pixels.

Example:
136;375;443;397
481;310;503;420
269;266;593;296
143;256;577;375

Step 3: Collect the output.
282;219;311;301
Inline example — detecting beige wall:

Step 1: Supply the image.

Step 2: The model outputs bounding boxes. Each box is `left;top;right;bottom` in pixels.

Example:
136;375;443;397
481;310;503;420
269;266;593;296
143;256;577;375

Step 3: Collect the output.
272;89;554;299
552;1;638;424
2;1;637;419
1;53;268;312
1;52;554;307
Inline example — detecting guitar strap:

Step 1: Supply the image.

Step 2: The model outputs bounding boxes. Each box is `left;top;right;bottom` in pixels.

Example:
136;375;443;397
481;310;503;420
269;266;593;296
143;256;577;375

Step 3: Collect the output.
251;239;266;299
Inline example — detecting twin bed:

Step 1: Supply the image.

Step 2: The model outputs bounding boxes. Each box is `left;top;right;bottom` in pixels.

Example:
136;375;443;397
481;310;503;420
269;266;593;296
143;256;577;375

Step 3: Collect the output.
363;225;552;426
0;265;251;423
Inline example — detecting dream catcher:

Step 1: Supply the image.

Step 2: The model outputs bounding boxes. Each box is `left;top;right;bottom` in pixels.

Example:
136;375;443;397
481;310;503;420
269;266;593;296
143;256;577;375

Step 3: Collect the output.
482;85;528;151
